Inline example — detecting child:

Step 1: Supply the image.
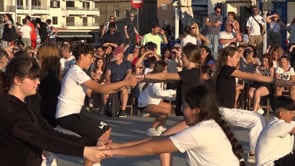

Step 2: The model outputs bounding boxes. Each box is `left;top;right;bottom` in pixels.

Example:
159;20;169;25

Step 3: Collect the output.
138;61;176;136
255;96;295;166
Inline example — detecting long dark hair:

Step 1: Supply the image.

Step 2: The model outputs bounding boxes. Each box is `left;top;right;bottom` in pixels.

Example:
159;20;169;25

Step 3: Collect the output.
4;13;14;24
200;45;214;65
184;85;245;166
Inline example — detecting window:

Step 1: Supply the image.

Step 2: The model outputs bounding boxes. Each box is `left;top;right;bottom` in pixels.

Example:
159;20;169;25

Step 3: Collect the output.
66;17;75;26
82;2;90;9
52;17;58;24
114;10;119;17
50;0;60;8
16;0;24;9
32;0;41;6
83;17;87;26
66;1;74;7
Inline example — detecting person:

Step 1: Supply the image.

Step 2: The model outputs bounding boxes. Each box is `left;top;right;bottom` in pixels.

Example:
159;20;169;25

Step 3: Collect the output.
101;15;117;39
188;22;210;46
287;16;295;46
275;55;295;101
266;12;286;47
99;85;245;166
0;55;105;166
124;12;140;46
1;13;18;48
101;22;124;49
248;54;274;114
35;18;48;44
138;61;175;136
246;6;265;59
214;46;278;163
200;45;215;70
60;44;75;76
141;24;168;56
218;21;242;49
0;48;8;92
227;12;240;32
255;96;295;166
205;6;223;59
25;15;37;48
19;18;32;47
105;47;132;117
46;19;58;44
55;44;138;165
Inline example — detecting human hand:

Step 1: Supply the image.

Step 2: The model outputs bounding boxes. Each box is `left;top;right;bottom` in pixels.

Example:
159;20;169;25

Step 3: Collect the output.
83;146;106;163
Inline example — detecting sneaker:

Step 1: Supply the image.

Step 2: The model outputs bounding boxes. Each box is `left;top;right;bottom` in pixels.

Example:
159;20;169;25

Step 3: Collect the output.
140;112;150;118
257;108;264;115
247;153;255;163
147;128;161;136
156;126;167;134
41;152;57;166
118;111;127;118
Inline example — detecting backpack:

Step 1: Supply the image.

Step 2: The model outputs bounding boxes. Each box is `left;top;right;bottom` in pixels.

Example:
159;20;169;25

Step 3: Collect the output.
104;92;121;117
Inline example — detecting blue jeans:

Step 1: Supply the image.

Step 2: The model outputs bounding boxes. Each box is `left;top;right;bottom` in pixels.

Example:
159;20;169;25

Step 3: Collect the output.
206;34;219;60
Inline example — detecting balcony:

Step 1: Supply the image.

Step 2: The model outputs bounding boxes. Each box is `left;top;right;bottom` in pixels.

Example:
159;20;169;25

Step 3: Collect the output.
31;6;50;15
61;7;99;16
62;22;99;28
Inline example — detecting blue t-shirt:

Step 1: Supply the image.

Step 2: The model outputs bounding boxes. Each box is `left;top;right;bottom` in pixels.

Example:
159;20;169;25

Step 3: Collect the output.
107;60;132;82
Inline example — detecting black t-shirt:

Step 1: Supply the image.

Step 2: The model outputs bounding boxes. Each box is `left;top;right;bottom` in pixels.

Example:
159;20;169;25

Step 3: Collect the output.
125;20;136;35
178;68;201;99
216;65;236;108
101;31;124;46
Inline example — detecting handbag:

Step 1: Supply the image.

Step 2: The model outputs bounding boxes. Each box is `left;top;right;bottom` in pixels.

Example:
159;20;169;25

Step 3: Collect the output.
252;16;265;35
104;92;121;117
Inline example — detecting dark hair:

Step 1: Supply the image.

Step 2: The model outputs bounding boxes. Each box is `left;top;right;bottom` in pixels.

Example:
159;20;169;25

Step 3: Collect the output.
261;53;273;68
72;43;94;60
145;42;157;50
201;64;213;76
152;61;167;73
200;45;214;65
109;22;116;29
25;15;31;21
214;46;238;79
184;85;245;165
147;56;157;65
228;12;237;20
0;48;9;58
5;55;41;87
270;96;295;117
182;43;201;64
46;19;52;24
184;25;191;34
4;13;14;24
214;6;222;11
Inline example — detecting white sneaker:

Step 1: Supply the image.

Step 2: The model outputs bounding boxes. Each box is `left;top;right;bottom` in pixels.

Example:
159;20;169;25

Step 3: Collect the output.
147;128;161;136
156;126;166;134
257;108;264;115
247;153;255;163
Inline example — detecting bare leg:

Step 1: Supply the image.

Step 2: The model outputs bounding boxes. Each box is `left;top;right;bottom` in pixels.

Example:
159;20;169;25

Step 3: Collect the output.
253;87;269;112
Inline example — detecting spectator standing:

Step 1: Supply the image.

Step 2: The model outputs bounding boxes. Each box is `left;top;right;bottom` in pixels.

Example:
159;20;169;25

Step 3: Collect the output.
266;12;286;47
105;47;132;117
19;18;32;47
287;16;295;46
218;21;242;48
246;6;265;59
205;6;223;59
141;24;168;56
101;22;124;49
35;18;48;44
1;13;18;48
25;16;37;48
46;19;58;44
189;22;210;46
124;13;140;47
101;15;117;39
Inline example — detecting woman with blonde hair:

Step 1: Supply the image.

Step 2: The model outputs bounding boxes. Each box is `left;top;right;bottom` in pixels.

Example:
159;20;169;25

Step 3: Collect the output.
190;22;210;46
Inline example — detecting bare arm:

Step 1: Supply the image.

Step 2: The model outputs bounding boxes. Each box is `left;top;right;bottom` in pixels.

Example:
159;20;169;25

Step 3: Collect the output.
231;69;273;83
200;34;210;45
219;37;236;45
124;25;129;39
82;78;136;94
144;72;180;82
103;136;178;157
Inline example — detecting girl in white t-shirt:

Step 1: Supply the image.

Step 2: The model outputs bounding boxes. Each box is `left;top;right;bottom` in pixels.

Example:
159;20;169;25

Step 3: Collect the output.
99;85;245;166
275;55;295;101
138;61;176;136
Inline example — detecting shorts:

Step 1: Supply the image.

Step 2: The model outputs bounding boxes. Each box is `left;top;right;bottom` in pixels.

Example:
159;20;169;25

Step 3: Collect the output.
57;112;110;138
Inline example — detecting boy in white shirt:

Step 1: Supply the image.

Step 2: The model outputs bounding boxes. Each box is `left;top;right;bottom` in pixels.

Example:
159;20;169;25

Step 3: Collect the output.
255;96;295;166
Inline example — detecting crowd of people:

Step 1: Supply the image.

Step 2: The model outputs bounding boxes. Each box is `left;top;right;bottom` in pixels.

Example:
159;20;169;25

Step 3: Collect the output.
1;4;295;166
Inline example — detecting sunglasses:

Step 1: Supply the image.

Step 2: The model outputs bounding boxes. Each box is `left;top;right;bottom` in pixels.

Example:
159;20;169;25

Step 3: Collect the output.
191;27;196;29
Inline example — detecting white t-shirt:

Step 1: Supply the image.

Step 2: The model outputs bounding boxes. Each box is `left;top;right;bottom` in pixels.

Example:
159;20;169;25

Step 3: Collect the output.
20;24;32;38
56;65;91;118
255;117;295;166
246;15;265;35
170;119;239;166
60;55;75;74
218;31;234;48
138;82;175;107
181;34;197;47
276;67;295;80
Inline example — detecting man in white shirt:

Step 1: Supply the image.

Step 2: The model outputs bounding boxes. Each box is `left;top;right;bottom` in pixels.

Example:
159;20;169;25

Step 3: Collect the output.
246;6;265;58
219;21;242;48
255;96;295;166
